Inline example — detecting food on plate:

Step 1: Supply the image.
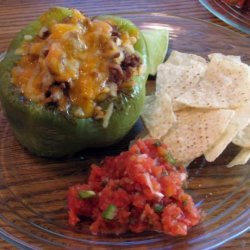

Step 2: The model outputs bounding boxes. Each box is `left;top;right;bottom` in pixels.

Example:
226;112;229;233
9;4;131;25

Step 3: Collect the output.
68;139;201;235
233;123;250;148
229;123;250;167
160;108;234;164
227;147;250;167
141;51;208;139
204;103;250;162
176;53;250;109
156;50;207;111
141;94;176;139
140;29;169;75
142;51;250;167
0;7;150;157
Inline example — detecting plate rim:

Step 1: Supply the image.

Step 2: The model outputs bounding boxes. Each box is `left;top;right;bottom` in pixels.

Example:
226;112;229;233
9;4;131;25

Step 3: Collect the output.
199;0;250;34
0;11;249;249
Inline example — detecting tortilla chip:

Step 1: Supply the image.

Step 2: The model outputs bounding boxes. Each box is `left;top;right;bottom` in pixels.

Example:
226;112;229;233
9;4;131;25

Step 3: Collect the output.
156;51;207;111
167;50;207;65
141;94;176;139
233;124;250;148
176;56;250;109
227;148;250;168
205;103;250;162
208;53;241;63
162;108;234;164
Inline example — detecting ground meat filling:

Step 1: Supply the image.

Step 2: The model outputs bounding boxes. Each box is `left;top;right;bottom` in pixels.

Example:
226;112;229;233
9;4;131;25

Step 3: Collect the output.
11;10;142;119
44;81;71;110
108;51;141;86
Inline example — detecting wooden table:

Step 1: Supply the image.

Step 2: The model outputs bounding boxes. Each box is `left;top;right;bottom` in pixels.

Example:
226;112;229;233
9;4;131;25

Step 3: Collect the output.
0;0;249;249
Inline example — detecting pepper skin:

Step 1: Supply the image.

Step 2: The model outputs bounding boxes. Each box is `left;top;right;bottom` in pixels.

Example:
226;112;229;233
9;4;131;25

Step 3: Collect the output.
0;7;148;157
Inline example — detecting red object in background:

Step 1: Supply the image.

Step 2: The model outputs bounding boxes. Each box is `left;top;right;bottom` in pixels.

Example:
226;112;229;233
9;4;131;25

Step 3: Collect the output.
67;139;201;236
222;0;248;9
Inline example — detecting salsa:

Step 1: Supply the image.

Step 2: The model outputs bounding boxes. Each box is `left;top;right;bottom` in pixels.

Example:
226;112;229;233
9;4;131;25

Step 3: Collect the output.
67;139;201;235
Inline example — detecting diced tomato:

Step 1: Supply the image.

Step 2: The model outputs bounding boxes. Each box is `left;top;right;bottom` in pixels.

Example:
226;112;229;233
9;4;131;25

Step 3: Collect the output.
162;204;188;236
67;139;201;235
67;184;94;219
151;164;163;178
88;165;105;191
132;193;147;208
141;204;162;232
129;220;147;233
136;139;150;154
161;175;178;197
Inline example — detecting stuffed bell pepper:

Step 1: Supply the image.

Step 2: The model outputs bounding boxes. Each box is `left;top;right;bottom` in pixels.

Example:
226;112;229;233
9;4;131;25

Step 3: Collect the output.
0;7;148;157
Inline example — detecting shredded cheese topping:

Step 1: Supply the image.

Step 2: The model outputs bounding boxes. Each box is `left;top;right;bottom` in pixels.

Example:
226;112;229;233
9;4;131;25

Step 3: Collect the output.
12;10;141;119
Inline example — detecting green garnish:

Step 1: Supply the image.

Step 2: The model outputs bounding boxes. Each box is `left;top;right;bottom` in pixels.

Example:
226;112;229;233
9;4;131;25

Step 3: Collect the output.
102;204;117;220
154;204;164;213
182;200;188;206
165;151;176;165
141;29;169;75
79;190;96;199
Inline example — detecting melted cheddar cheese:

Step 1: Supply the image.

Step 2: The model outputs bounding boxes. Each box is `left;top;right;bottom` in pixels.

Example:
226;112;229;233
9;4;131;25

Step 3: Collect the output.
12;10;140;118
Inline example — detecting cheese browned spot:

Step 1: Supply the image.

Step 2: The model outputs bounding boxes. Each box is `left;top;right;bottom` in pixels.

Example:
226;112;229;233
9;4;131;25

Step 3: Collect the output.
12;10;142;118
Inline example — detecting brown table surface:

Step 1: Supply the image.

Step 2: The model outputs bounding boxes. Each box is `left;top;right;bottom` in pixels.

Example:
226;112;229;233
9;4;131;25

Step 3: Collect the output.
0;0;249;249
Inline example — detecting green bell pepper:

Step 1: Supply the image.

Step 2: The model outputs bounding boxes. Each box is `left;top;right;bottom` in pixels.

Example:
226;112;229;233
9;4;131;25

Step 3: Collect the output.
0;7;148;157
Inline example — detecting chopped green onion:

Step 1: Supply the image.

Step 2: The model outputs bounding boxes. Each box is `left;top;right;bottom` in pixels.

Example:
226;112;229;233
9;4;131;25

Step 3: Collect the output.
182;200;188;206
79;190;96;199
154;204;164;213
165;151;176;165
102;204;117;220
